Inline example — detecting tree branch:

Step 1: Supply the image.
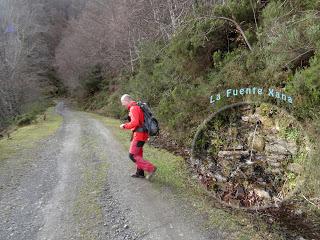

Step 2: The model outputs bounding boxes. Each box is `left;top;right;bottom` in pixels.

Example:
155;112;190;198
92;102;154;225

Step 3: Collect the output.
183;15;253;51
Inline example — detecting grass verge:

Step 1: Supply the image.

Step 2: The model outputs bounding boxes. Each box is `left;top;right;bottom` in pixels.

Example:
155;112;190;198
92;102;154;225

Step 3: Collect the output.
87;112;284;240
73;133;109;240
0;107;63;161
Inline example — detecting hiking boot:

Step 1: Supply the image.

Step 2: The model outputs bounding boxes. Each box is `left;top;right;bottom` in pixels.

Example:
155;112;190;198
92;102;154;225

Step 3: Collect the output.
131;173;145;178
146;166;157;180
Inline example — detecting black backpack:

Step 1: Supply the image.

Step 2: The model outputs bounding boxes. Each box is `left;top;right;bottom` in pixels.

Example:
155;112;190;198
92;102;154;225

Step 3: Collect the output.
134;101;160;136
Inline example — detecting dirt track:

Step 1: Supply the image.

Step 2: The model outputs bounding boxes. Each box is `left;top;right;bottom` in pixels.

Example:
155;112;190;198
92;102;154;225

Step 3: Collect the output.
0;102;226;240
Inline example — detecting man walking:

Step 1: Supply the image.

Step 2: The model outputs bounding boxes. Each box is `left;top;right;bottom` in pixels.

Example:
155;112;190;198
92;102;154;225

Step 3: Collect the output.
120;94;157;179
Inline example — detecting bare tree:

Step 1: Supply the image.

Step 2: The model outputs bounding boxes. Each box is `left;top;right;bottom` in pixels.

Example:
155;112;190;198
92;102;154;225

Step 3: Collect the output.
0;0;87;129
55;0;201;91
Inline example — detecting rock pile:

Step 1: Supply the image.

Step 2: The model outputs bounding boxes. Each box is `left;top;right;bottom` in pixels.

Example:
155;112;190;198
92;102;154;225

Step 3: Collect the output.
192;104;305;208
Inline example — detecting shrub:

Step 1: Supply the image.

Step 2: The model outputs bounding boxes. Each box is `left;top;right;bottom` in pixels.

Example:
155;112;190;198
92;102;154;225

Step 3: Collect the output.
80;64;104;97
15;114;35;126
286;53;320;119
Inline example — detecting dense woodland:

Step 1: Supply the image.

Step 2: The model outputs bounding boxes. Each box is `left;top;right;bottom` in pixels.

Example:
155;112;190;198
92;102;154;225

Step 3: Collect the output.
1;0;320;217
0;0;86;128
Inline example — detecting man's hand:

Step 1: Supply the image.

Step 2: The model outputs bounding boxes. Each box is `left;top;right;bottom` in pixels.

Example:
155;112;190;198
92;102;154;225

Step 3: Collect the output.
120;124;126;129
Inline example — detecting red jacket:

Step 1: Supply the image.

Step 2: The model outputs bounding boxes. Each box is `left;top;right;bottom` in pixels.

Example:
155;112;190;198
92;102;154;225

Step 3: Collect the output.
124;101;149;141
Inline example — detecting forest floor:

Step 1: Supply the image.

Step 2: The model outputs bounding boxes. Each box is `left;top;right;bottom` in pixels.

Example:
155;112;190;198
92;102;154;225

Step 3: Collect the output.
0;101;285;240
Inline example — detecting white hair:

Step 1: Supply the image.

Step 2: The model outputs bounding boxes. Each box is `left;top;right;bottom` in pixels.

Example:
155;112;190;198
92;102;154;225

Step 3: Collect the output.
121;94;133;102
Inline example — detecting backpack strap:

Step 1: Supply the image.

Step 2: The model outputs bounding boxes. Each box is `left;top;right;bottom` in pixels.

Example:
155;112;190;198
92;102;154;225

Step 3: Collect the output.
130;102;147;133
134;127;147;132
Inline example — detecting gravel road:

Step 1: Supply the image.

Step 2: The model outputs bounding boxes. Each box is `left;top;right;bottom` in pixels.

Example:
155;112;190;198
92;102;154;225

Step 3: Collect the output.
0;102;226;240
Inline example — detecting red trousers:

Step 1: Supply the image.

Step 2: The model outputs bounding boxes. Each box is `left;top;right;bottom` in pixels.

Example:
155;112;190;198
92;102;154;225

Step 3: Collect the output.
129;139;155;173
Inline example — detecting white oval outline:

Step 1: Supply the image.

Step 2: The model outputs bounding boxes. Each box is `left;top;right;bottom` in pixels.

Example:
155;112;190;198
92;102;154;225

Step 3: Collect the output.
190;101;312;210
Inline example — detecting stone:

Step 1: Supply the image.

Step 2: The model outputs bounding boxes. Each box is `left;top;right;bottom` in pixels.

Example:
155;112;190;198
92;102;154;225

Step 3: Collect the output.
218;150;249;159
270;127;279;134
286;141;298;155
112;224;118;229
260;116;274;128
254;188;271;199
254;153;267;161
214;173;227;182
269;161;281;167
287;163;303;174
251;113;263;124
266;154;287;162
248;133;265;152
257;180;267;186
241;116;249;122
265;138;297;156
229;199;241;208
226;144;243;151
235;144;243;150
265;142;289;155
271;168;282;174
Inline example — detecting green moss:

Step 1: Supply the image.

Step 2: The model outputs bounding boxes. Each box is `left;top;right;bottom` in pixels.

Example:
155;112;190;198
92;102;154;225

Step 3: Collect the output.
0;107;63;161
286;172;298;191
284;127;301;141
293;151;307;165
259;103;273;116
